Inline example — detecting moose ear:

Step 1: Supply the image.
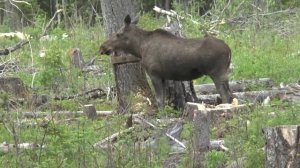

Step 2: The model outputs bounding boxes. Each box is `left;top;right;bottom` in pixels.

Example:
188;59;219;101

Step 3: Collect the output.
124;15;131;25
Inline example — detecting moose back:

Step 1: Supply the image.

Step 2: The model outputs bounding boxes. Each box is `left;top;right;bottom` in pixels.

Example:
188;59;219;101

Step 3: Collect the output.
100;15;232;108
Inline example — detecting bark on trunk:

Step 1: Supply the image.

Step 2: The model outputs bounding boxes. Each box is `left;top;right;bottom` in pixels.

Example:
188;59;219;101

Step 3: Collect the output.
263;125;300;168
100;0;155;114
166;80;198;109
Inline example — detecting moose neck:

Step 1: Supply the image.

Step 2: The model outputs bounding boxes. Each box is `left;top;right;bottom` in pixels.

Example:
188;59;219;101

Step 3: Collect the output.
127;27;150;58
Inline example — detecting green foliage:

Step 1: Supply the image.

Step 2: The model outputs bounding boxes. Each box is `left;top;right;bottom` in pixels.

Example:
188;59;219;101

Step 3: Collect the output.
139;13;167;30
205;150;229;168
36;44;66;91
180;122;193;140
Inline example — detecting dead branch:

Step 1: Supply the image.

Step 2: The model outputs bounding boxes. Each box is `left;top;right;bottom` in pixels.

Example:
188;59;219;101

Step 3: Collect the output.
133;115;187;149
0;40;29;56
93;127;135;149
0;60;19;73
210;140;229;151
41;9;63;36
153;6;184;19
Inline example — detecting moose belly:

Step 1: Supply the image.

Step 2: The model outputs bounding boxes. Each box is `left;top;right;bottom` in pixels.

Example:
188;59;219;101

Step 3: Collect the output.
148;64;205;81
164;68;205;81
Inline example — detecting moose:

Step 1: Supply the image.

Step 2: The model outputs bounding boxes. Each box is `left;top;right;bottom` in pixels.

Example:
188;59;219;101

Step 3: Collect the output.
100;15;232;108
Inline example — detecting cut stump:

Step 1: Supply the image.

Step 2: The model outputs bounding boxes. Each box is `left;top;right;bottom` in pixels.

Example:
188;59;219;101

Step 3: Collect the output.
263;125;300;168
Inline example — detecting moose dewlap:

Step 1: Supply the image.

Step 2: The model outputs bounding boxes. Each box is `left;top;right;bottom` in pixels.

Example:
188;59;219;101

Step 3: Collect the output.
100;15;232;108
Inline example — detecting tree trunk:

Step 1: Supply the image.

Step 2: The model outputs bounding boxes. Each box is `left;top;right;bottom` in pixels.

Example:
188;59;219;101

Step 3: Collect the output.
5;0;21;31
100;0;156;114
164;0;171;10
166;80;198;109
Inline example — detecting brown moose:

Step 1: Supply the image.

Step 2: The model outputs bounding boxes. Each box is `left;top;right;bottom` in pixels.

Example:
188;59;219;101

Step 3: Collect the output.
100;15;232;108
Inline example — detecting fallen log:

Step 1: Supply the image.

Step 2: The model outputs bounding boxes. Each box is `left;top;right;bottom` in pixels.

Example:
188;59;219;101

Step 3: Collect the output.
22;110;113;119
194;78;273;94
197;89;287;105
263;125;300;168
281;83;300;103
0;40;29;56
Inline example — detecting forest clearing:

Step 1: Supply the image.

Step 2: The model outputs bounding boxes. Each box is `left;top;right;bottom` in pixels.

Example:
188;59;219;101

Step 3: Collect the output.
0;0;300;167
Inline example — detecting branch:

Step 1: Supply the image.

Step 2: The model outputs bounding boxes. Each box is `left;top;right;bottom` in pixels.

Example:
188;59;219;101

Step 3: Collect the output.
0;40;29;56
133;115;187;149
41;9;63;37
93;127;135;149
153;6;184;19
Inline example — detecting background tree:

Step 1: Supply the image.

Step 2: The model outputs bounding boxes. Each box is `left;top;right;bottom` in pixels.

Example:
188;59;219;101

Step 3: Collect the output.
5;0;21;31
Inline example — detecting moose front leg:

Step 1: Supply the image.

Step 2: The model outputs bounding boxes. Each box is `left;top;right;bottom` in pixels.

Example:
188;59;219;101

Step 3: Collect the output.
149;75;166;108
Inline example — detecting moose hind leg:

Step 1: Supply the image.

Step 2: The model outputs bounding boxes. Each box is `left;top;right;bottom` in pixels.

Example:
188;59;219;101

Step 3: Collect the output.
211;76;232;104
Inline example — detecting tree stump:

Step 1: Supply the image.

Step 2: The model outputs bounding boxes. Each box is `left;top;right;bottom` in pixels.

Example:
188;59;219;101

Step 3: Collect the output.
263;125;300;168
0;77;28;98
184;102;210;168
83;104;97;119
67;48;85;70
